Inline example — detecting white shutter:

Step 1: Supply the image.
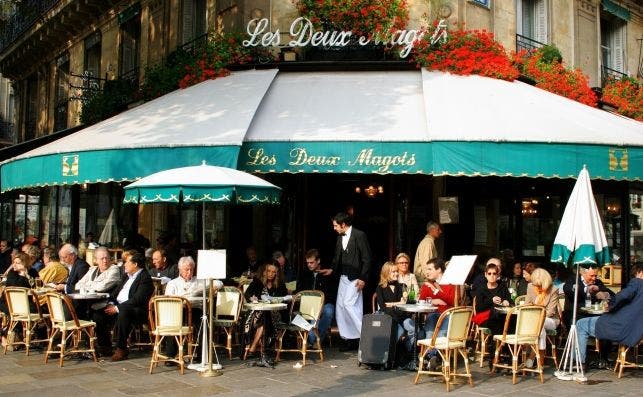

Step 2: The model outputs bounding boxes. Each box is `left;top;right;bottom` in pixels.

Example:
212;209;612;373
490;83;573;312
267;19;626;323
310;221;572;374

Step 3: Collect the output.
182;0;194;44
612;23;625;72
516;0;524;36
534;0;548;44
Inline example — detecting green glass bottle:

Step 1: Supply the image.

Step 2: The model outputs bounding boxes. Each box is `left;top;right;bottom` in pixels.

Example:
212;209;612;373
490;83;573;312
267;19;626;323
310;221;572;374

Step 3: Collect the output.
408;284;416;304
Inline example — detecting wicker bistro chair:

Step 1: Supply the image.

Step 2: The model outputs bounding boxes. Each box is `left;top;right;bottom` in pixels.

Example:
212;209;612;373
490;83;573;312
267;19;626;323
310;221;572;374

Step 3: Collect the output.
275;290;325;366
212;286;244;359
43;292;97;367
614;339;643;378
514;295;527;306
148;295;194;374
470;296;492;367
3;287;50;355
491;304;546;384
414;306;474;392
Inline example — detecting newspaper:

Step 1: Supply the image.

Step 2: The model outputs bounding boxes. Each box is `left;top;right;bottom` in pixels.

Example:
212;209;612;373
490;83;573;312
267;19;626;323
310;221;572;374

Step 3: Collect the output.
291;314;313;331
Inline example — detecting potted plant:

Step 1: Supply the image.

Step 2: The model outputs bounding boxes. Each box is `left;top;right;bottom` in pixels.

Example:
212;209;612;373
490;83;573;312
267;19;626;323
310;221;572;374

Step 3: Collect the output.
601;77;642;121
292;0;409;60
412;25;520;81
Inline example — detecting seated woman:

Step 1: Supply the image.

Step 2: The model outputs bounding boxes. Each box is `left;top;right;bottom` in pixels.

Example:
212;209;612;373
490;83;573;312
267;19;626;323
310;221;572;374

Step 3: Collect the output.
375;262;414;353
243;263;288;359
1;252;37;347
395;252;418;293
507;261;528;298
524;268;560;368
473;262;512;336
418;258;455;338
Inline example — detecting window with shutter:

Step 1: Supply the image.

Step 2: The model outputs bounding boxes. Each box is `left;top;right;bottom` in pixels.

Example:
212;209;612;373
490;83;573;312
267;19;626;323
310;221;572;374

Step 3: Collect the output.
181;0;194;44
516;0;547;44
612;23;625;72
181;0;206;45
534;0;548;44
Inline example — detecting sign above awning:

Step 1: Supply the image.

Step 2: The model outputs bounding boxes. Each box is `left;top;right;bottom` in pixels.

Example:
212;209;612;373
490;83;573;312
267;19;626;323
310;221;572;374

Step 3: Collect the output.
0;69;278;193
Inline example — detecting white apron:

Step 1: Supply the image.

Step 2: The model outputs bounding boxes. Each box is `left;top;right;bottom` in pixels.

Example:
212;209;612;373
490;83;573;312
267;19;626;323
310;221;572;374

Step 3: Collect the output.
336;275;363;339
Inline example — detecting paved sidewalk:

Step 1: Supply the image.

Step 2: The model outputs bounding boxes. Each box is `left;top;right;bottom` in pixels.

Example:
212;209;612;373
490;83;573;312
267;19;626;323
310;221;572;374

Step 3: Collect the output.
0;346;639;397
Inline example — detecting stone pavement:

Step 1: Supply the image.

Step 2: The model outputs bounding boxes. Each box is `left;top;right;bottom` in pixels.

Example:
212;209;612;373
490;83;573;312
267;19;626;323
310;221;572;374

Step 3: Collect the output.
0;345;640;397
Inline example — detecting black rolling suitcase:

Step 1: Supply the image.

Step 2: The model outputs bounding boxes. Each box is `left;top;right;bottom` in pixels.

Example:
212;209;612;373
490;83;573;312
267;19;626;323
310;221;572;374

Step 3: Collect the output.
357;312;397;369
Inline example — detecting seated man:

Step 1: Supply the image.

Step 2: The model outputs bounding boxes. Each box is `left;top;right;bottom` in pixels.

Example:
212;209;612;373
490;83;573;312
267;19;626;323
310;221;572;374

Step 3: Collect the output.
75;247;122;319
295;249;337;348
75;247;121;294
163;256;221;364
56;243;89;294
148;248;178;279
92;252;154;360
576;263;643;371
564;266;615;364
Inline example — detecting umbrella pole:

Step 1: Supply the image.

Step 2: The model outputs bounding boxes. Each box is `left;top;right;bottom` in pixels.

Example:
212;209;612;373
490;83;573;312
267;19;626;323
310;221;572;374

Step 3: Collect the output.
187;279;211;372
202;202;206;250
555;265;587;381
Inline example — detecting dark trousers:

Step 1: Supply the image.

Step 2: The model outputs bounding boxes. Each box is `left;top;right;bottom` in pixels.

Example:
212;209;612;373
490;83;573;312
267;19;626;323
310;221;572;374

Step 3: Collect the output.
92;305;147;350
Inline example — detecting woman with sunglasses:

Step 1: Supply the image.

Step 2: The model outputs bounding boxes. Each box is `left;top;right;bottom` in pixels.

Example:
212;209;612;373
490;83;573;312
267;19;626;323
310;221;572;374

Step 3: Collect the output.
473;262;512;335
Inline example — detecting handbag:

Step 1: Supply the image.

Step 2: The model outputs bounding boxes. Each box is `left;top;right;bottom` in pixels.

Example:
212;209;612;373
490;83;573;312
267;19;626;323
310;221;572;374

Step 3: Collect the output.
471;309;491;325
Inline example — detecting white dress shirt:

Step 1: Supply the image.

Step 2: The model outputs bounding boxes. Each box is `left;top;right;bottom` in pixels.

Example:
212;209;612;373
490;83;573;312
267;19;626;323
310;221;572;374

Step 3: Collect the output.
116;268;143;304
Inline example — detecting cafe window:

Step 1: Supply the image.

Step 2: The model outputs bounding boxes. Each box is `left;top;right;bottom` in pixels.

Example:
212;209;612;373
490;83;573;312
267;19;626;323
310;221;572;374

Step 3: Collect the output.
79;183;124;248
629;192;643;267
13;193;40;245
520;195;561;257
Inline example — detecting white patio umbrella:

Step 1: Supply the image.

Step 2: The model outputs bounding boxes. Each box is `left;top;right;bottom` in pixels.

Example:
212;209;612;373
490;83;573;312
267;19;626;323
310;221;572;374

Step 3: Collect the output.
123;161;281;376
550;166;611;382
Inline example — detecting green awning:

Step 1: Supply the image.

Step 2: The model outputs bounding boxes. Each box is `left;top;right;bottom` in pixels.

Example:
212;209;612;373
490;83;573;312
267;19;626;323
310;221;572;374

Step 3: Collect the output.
238;141;642;180
602;0;630;21
0;69;278;193
2;146;239;192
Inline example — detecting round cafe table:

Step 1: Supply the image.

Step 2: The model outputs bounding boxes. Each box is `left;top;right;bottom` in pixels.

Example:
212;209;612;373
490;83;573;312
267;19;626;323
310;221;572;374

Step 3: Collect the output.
68;292;110;300
579;305;608;316
243;302;287;368
394;303;438;370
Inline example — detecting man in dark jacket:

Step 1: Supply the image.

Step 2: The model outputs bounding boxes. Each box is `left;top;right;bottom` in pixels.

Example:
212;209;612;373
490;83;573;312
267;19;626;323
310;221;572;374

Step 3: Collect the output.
93;252;154;360
56;243;89;294
563;266;615;327
326;212;371;351
576;263;643;371
296;248;337;348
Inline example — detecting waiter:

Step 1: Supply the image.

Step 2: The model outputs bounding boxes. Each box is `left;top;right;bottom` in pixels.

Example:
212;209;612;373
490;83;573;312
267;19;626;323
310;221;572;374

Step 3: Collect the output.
323;212;372;351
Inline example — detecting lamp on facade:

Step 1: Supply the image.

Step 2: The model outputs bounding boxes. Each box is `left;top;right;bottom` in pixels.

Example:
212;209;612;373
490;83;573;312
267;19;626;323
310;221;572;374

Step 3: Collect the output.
521;198;538;216
355;184;384;198
606;201;620;216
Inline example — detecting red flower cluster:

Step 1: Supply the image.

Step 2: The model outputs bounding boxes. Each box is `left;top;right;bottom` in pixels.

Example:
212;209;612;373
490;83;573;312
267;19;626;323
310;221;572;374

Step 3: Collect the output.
602;78;643;121
516;50;597;107
413;28;520;81
293;0;409;40
178;33;274;89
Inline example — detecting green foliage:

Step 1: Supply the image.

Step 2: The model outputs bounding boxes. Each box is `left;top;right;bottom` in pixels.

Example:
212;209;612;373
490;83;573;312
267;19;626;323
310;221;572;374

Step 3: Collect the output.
141;48;195;101
537;44;563;65
79;79;136;126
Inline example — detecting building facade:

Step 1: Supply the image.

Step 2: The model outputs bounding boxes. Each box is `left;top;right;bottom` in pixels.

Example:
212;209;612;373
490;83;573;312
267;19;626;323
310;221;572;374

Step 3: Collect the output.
0;0;641;284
